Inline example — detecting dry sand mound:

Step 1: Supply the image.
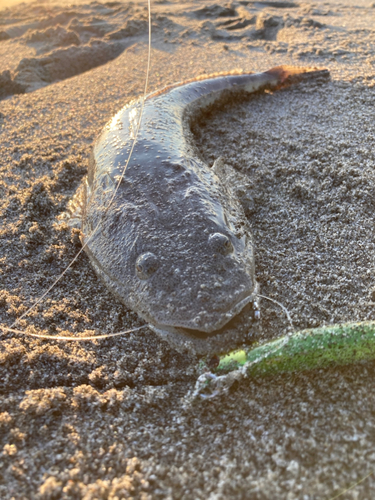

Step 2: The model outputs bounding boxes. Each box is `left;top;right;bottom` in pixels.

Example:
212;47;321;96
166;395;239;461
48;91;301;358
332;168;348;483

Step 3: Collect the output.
1;0;375;499
0;2;181;97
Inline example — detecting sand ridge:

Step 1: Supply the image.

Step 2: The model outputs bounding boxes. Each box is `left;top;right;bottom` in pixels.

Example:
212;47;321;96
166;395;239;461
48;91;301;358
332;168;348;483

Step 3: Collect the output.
1;0;375;498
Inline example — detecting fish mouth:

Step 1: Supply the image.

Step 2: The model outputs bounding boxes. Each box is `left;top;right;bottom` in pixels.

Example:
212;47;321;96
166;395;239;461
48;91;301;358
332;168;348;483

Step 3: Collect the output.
149;284;259;355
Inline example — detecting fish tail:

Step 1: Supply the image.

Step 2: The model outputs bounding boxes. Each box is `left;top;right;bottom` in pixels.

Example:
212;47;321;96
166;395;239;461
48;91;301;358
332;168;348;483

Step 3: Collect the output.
265;65;330;87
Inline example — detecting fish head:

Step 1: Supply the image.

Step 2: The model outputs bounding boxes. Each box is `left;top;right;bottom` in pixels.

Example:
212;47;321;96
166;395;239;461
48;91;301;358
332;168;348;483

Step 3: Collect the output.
84;158;258;355
121;172;258;354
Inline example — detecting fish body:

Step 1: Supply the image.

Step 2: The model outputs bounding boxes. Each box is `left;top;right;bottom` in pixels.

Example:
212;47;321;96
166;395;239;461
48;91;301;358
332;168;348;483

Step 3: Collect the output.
70;65;329;355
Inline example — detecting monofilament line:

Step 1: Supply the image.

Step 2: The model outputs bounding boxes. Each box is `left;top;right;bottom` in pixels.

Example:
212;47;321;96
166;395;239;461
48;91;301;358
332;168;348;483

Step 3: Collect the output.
3;326;148;341
0;0;152;342
257;293;294;330
327;470;374;500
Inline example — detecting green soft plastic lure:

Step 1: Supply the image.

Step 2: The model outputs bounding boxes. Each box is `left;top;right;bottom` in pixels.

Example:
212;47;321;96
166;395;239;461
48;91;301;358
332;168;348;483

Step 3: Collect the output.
191;322;375;400
218;321;375;375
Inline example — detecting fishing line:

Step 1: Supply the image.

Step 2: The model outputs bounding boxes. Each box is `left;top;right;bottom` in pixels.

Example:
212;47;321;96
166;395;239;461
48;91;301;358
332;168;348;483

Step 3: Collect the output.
257;293;294;330
327;470;374;500
0;0;152;341
2;325;148;341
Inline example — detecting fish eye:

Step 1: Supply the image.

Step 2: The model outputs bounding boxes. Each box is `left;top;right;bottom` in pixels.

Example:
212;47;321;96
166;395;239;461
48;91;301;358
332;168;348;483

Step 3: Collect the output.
209;233;233;255
135;252;159;279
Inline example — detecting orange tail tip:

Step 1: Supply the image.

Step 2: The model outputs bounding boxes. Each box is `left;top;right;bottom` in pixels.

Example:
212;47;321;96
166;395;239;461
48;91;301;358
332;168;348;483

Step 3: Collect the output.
265;65;330;85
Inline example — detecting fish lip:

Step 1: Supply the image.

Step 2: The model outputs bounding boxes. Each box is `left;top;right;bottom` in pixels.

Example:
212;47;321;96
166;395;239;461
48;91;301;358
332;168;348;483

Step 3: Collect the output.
203;292;255;332
150;287;258;339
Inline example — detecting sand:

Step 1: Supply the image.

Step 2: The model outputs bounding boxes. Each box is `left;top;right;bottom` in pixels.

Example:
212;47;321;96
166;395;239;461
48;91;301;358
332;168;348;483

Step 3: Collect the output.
1;0;375;498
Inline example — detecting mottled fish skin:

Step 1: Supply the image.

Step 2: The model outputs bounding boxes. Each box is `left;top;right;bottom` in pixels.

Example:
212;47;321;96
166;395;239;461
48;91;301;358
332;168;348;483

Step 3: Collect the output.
74;65;329;355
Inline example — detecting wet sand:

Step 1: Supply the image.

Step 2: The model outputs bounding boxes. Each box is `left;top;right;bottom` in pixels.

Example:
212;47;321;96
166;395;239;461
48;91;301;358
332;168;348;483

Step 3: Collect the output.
1;0;375;498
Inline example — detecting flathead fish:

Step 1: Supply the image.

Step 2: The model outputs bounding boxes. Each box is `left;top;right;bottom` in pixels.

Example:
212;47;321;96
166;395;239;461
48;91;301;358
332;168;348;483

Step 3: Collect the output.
68;65;329;355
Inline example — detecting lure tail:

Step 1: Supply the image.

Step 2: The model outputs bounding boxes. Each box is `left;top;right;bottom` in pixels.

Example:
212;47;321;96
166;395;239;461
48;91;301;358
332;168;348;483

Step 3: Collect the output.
217;321;375;377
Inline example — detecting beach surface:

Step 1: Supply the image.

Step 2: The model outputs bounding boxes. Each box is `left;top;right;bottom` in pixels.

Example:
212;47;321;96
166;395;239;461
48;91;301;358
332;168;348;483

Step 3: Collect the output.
1;0;375;498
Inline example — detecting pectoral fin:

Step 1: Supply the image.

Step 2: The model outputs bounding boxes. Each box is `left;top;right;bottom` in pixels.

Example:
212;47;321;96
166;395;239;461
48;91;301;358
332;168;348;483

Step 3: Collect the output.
212;157;255;216
59;177;88;229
